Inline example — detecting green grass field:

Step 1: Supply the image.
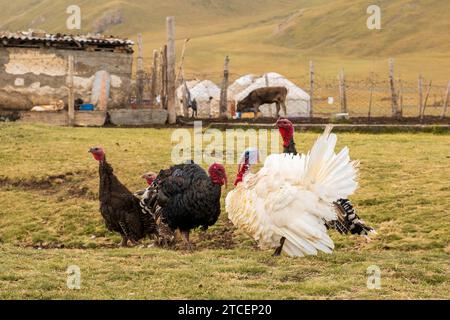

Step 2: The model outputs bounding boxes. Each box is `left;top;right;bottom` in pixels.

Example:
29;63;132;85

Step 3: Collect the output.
0;123;449;299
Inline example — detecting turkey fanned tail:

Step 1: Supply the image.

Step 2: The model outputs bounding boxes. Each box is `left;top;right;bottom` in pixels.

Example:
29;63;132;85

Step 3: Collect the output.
139;184;176;246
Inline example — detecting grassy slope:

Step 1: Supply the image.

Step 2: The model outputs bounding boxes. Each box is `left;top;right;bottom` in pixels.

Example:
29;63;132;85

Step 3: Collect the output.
0;0;449;82
0;123;449;299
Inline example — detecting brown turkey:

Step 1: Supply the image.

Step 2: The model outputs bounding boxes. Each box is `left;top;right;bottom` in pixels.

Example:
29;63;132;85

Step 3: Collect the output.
141;162;227;250
89;147;157;247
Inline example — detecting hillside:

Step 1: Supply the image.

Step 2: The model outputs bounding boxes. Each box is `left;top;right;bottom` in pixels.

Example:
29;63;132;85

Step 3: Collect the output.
0;0;449;82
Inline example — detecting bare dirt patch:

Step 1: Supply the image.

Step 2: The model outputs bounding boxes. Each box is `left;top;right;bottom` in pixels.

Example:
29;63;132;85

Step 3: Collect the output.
0;170;96;200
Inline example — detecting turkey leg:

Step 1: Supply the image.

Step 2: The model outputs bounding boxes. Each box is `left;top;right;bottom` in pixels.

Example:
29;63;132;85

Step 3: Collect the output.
180;230;193;251
272;237;286;257
120;236;129;247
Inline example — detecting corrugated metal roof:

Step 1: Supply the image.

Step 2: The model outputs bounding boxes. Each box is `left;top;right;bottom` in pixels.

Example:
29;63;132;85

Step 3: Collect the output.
0;30;134;46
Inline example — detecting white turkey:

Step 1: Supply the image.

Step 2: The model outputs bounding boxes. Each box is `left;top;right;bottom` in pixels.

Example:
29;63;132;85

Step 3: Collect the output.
226;125;373;257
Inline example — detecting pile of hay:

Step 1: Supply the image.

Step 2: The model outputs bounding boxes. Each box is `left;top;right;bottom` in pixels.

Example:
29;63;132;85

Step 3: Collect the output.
0;90;33;111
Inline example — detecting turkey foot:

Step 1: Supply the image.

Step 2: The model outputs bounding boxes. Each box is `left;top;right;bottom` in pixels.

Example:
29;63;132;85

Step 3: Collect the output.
272;237;286;257
120;236;129;247
180;230;194;251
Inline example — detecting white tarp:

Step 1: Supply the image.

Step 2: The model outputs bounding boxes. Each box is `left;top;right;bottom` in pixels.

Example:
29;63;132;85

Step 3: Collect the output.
233;72;310;117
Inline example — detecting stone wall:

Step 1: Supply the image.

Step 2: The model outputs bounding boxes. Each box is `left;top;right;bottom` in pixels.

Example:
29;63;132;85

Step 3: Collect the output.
0;47;133;110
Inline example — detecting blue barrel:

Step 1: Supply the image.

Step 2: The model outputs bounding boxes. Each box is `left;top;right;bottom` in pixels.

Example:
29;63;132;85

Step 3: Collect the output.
80;104;95;111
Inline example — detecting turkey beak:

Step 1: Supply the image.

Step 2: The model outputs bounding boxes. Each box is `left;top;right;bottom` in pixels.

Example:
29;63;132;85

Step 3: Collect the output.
88;148;94;154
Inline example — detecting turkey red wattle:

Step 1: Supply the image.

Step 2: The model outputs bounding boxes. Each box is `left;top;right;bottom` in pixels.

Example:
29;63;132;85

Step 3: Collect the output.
234;164;248;186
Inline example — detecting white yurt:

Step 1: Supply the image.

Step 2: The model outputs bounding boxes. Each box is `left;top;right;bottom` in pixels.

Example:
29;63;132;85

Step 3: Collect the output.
176;80;221;118
190;80;221;118
176;80;201;116
227;74;258;99
233;72;311;118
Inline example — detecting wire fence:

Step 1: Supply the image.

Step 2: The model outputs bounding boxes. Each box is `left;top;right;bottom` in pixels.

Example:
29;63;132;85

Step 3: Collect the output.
131;68;450;119
3;55;449;119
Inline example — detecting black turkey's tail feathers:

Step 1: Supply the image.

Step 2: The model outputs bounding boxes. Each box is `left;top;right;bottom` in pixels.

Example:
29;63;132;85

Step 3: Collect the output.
327;199;375;236
140;185;176;246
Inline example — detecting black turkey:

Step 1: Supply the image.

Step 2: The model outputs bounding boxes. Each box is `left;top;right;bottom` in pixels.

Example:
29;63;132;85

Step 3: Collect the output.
141;162;227;249
89;147;157;247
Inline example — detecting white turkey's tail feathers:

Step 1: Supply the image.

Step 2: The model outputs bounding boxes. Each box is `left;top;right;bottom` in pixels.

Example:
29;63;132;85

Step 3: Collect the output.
303;125;359;202
307;147;359;202
263;125;359;204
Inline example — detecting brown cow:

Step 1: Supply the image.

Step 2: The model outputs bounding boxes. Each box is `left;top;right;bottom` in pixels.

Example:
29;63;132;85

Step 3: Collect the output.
237;87;288;118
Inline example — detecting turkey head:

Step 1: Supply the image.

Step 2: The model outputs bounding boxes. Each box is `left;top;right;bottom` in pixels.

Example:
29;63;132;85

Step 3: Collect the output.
208;163;227;186
89;147;105;162
276;118;294;149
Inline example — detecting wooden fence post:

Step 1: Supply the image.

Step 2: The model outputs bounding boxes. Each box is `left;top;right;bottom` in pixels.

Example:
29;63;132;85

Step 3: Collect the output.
389;58;399;118
67;55;75;127
440;81;450;119
136;33;144;107
166;16;177;124
160;46;168;109
368;75;374;121
398;77;404;117
182;81;191;118
220;55;230;119
176;38;190;86
150;50;158;107
176;38;190;118
339;69;347;113
418;74;423;118
309;60;314;119
421;80;432;121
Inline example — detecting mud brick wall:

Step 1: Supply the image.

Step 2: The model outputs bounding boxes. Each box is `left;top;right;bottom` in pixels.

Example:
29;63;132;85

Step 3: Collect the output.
0;47;133;109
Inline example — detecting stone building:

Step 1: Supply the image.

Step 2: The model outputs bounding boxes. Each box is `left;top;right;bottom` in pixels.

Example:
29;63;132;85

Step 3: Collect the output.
0;30;134;111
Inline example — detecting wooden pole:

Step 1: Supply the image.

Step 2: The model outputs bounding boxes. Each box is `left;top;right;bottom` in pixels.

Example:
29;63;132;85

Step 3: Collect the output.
309;60;314;119
398;77;404;117
67;55;75;127
150;50;158;107
219;55;230;119
441;81;450;119
339;69;347;113
182;81;190;118
368;75;374;121
418;74;423;119
422;80;432;120
176;38;190;118
160;46;168;109
389;58;399;118
166;16;177;124
136;33;144;107
176;38;190;86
